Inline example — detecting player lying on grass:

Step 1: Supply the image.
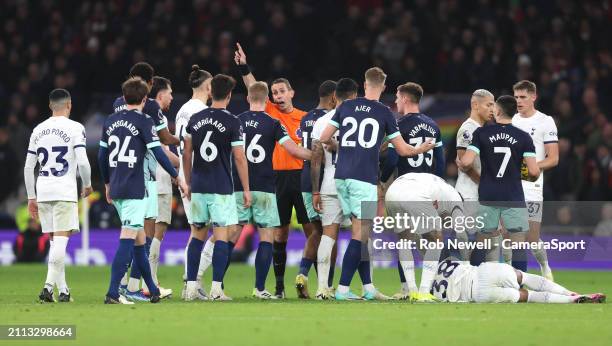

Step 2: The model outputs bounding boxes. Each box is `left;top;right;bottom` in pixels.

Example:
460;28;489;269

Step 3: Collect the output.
385;172;466;302
430;257;605;303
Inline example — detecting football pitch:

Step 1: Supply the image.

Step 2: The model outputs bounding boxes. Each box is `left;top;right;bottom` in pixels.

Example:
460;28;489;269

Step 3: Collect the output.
1;264;611;346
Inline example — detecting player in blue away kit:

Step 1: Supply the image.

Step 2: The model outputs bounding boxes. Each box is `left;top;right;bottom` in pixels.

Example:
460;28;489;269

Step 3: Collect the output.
379;82;446;299
113;63;179;300
458;95;540;271
99;78;186;304
295;80;337;298
223;81;312;299
182;74;251;301
318;67;435;300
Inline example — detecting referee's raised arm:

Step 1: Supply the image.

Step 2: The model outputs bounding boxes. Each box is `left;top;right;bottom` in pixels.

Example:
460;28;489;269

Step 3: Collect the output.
234;42;257;90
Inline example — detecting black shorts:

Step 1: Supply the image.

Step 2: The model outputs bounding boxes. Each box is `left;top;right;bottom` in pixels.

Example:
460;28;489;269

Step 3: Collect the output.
275;169;310;226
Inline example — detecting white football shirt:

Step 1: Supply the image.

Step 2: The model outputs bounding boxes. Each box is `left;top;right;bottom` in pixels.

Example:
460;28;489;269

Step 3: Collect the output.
512;110;558;189
27;116;86;202
156;115;173;194
312;109;339;195
455;118;481;200
175;99;207;180
431;259;477;302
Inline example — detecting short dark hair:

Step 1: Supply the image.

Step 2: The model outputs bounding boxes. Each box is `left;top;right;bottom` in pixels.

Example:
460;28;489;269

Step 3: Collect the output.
189;64;212;89
49;88;71;103
397;82;423;103
318;80;337;98
335;78;359;101
211;74;236;101
122;77;149;105
271;78;292;90
129;62;155;84
150;76;171;98
513;80;537;94
496;95;517;118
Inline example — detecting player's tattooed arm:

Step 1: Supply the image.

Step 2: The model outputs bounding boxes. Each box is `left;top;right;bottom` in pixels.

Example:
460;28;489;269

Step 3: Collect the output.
182;134;193;199
456;148;480;183
234;42;256;89
539;142;559;170
310;139;324;213
158;127;180;146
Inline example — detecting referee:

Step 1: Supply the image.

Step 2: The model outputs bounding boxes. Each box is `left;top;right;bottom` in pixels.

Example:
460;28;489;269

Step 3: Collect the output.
234;43;314;298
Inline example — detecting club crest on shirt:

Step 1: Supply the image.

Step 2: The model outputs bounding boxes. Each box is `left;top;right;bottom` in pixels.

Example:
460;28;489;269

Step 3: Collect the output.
462;129;472;142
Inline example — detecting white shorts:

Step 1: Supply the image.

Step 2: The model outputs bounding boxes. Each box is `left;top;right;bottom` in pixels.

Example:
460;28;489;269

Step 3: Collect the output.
156;194;172;225
473;263;520;303
523;186;543;223
38;201;79;233
386;182;437;235
182;195;192;225
321;194;347;227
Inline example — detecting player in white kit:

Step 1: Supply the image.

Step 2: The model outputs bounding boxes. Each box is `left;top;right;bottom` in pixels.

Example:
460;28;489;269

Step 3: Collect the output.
175;65;213;300
454;89;494;260
430;257;605;304
512;80;559;280
24;89;93;303
310;78;358;299
148;77;179;297
385;173;464;302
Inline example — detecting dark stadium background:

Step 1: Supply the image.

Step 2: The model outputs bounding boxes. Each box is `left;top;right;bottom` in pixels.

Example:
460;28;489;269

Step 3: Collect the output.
0;0;610;235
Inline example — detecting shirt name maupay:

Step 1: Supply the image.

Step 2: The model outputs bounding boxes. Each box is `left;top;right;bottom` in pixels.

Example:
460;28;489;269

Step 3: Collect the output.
193;117;226;132
489;132;517;145
409;123;437;137
107;120;139;137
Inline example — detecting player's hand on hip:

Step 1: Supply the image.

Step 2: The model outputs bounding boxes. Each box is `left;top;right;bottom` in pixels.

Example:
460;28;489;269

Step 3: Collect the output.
235;42;247;65
243;190;252;208
313;193;322;214
27;199;38;220
104;184;113;204
81;186;93;198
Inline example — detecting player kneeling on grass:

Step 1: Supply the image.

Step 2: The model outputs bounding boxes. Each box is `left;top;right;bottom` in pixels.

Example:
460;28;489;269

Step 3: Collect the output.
385;173;464;302
430;257;605;304
99;78;186;304
25;89;93;303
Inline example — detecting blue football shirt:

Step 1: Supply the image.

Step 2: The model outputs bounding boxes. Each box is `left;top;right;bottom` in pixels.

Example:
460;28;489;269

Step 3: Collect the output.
299;108;327;192
394;113;443;175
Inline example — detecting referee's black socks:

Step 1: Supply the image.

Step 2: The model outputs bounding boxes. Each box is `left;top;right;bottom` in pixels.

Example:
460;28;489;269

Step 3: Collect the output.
273;241;287;289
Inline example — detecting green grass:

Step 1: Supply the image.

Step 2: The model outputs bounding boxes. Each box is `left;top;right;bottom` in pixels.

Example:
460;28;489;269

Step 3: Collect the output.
1;264;611;346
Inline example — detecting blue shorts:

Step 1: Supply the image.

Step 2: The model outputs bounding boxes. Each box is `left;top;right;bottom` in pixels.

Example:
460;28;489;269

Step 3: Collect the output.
113;199;147;230
144;181;158;219
335;178;377;219
191;193;238;227
235;191;280;228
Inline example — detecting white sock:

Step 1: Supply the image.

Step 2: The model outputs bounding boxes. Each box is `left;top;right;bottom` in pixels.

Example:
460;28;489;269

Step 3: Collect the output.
197;239;214;281
419;248;441;294
127;277;140;292
183;242;189;281
502;245;512;265
44;240;56;289
485;235;502;262
521;272;571;295
363;283;375;293
367;238;374;282
211;281;222;292
317;235;335;291
186;280;197;293
455;231;471;261
121;272;128;286
531;240;551;271
53;236;69;294
337;285;349;294
398;247;418;292
47;238;66;292
149;237;161;285
527;290;574;303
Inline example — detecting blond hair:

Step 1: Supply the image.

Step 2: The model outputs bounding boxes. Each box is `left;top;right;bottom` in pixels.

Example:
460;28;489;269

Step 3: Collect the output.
248;81;269;103
365;67;387;87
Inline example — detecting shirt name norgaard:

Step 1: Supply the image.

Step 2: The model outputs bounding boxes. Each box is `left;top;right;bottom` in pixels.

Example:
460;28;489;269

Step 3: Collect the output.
193;117;226;133
107;120;139;137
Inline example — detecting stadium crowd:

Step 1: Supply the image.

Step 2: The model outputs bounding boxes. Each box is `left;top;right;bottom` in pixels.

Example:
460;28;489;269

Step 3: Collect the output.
0;0;610;226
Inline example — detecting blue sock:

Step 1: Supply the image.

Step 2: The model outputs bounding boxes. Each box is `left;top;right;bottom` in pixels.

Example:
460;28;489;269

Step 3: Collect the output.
145;236;152;258
357;260;372;285
397;261;406;283
222;241;235;289
107;239;135;299
512;249;528;272
255;241;273;291
212;240;229;283
186;238;204;281
339;239;362;287
328;265;335;287
133;245;159;296
470;248;486;266
129;254;142;280
298;257;314;276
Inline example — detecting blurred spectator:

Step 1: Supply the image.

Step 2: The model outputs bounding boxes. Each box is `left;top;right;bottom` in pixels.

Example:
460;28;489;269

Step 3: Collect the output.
13;218;49;263
594;203;612;236
0;128;19;204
